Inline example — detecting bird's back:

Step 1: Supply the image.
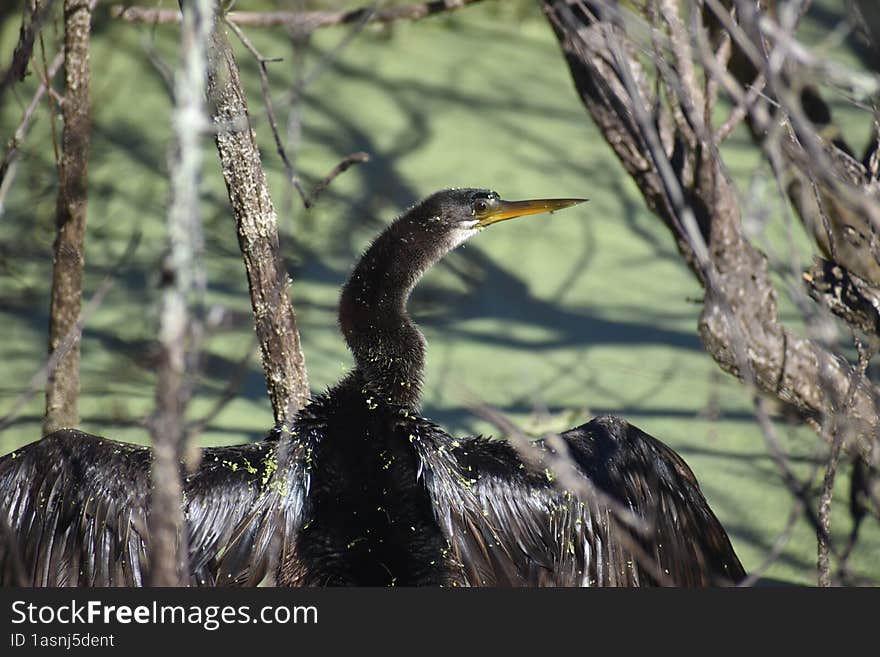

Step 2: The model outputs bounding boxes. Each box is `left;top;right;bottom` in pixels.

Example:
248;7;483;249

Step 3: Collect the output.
279;378;452;586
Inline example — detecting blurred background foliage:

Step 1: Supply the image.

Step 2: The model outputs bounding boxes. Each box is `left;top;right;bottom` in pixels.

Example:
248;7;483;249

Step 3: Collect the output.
0;0;877;583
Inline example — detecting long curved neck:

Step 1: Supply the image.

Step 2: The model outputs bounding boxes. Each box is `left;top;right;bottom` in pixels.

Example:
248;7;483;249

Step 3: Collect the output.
339;217;457;409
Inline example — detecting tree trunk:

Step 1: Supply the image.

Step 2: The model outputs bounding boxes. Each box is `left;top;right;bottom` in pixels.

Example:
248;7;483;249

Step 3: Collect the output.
44;0;92;435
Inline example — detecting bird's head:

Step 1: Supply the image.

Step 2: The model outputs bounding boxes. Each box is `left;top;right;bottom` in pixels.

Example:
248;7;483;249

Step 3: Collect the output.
401;188;587;256
404;188;587;251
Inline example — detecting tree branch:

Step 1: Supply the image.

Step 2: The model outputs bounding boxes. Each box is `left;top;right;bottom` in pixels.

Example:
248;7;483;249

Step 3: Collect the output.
223;17;370;210
0;49;64;202
302;151;371;209
0;0;58;105
111;0;485;31
44;0;96;434
540;0;880;453
205;13;310;422
148;0;216;587
817;337;872;586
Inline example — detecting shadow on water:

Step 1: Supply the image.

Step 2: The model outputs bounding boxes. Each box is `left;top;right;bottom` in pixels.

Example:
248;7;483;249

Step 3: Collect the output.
4;9;704;437
422;402;789;437
414;249;702;351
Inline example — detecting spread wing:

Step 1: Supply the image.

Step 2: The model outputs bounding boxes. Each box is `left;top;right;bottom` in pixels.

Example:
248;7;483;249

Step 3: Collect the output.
409;415;744;587
405;418;586;586
560;416;745;586
208;436;310;587
0;429;304;587
0;430;153;586
417;432;630;586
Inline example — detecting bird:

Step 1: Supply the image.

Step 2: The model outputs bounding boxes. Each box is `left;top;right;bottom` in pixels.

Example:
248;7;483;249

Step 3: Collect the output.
282;187;746;586
0;188;746;587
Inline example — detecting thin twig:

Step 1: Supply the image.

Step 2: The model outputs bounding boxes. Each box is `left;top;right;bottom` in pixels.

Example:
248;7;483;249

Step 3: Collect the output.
282;29;309;219
224;16;298;196
601;20;713;272
714;74;766;143
659;0;705;130
0;50;63;191
753;396;832;551
758;11;879;99
302;152;371;208
286;6;378;207
225;17;371;210
36;18;60;170
703;0;731;116
142;19;176;100
738;497;806;587
294;4;377;92
713;0;880;238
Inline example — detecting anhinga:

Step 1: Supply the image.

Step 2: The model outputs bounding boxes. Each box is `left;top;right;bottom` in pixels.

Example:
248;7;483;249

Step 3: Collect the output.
0;188;745;587
284;188;746;586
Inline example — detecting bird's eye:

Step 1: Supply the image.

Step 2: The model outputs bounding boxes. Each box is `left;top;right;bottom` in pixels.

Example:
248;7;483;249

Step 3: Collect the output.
473;199;489;214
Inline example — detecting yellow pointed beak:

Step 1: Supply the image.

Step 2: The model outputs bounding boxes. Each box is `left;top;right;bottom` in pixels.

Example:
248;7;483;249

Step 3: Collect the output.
476;197;588;228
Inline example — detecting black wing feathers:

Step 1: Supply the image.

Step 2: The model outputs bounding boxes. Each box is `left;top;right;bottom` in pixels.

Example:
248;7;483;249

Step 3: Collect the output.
0;428;303;587
410;414;744;587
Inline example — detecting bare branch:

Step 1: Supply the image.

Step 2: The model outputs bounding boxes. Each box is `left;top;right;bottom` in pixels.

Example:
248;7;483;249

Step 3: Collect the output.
36;14;61;168
817;338;872;587
0;0;58;104
225;18;370;211
757;12;879;99
738;497;805;587
659;0;705;131
752;396;830;548
111;0;485;31
302;151;370;209
542;0;880;453
223;17;301;199
0;50;64;199
148;0;216;588
205;15;310;421
44;0;96;434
